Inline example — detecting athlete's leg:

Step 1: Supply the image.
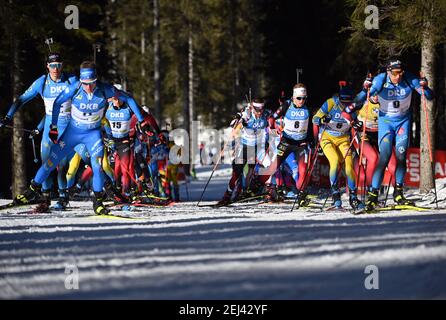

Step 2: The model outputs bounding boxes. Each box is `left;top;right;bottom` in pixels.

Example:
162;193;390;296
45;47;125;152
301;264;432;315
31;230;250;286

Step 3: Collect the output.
321;136;342;187
34;124;80;186
83;129;105;193
371;118;396;189
338;137;356;191
394;118;411;185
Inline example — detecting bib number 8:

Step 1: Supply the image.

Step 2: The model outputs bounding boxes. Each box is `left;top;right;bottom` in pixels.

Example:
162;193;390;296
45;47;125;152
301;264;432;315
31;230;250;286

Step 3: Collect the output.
294;121;300;129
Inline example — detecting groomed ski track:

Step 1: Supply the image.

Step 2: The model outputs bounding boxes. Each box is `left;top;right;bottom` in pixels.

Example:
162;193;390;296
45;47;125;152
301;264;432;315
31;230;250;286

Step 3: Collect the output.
1;165;446;299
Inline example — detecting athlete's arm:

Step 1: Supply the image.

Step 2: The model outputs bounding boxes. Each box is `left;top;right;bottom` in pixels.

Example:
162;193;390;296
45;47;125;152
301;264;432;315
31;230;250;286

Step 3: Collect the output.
118;92;145;122
6;75;46;118
36;116;46;132
354;73;385;104
406;72;434;100
52;81;80;126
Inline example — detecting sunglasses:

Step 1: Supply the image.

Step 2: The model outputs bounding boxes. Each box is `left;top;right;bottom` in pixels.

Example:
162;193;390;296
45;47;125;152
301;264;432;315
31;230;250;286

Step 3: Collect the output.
390;70;404;76
48;63;62;69
81;81;96;86
253;107;263;112
294;96;307;101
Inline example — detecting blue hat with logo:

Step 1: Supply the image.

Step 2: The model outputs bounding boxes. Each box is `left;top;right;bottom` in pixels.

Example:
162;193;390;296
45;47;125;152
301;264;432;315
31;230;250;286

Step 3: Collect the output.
80;68;97;83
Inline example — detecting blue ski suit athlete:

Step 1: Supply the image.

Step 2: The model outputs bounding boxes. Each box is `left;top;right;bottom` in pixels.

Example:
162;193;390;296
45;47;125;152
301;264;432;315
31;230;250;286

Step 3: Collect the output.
355;71;434;188
6;73;78;192
33;81;145;192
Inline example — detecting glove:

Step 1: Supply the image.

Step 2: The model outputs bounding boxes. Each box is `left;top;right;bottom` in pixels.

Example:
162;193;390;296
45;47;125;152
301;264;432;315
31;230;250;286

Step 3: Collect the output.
363;76;373;90
28;129;40;140
419;77;428;88
140;121;150;133
230;118;239;128
352;120;363;131
0;116;11;129
104;137;115;151
49;124;58;144
158;132;167;144
320;115;332;124
278;91;286;105
309;140;315;149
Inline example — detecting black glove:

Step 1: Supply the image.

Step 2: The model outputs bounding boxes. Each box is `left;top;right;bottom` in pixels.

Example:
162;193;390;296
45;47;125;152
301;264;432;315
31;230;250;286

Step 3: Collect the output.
0;116;11;129
278;91;286;105
363;76;373;90
28;129;40;140
320;115;332;124
158;132;167;144
309;140;315;149
419;77;428;88
140;121;150;133
48;124;59;144
352;120;363;131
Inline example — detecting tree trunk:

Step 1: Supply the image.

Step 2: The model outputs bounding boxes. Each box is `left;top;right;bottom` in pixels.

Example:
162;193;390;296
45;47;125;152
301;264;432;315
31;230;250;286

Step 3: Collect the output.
182;61;190;176
141;30;146;105
122;19;127;91
153;0;161;122
419;3;436;193
10;25;27;196
188;28;195;176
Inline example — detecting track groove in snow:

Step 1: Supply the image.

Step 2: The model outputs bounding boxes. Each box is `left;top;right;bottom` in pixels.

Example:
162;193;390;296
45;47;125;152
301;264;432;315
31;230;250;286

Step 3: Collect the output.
1;175;446;299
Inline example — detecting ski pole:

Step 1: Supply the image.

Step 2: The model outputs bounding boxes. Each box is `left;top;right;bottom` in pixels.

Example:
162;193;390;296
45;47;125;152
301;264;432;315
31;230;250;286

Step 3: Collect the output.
383;169;393;207
197;120;241;206
5;124;33;133
291;126;327;212
356;74;371;192
31;136;38;163
320;136;357;211
420;73;438;208
184;172;190;201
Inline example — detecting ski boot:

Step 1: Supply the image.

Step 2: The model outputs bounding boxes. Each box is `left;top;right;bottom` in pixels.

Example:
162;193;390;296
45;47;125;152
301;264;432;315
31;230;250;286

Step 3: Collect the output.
349;190;365;211
393;184;414;205
332;191;342;209
13;180;44;205
93;191;109;215
104;180;129;204
142;180;155;198
69;183;82;198
34;191;52;213
217;190;232;207
296;190;310;207
52;190;69;211
265;184;279;202
365;188;379;211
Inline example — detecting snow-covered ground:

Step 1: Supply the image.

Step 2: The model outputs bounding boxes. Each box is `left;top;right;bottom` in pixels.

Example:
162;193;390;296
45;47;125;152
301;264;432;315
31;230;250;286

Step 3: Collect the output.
1;166;446;299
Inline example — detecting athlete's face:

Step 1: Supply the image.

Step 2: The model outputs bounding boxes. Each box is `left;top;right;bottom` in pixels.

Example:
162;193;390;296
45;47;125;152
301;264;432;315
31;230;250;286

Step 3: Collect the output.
82;81;97;94
47;62;63;80
388;69;404;84
111;96;123;108
293;96;306;107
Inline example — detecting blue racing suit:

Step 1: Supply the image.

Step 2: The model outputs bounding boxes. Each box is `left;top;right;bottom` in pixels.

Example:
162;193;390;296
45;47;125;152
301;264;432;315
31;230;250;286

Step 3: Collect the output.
33;81;145;192
6;73;78;193
355;71;434;188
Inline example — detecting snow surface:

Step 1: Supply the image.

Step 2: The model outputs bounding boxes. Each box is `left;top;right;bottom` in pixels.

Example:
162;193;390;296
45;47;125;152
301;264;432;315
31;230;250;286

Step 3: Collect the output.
1;166;446;299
